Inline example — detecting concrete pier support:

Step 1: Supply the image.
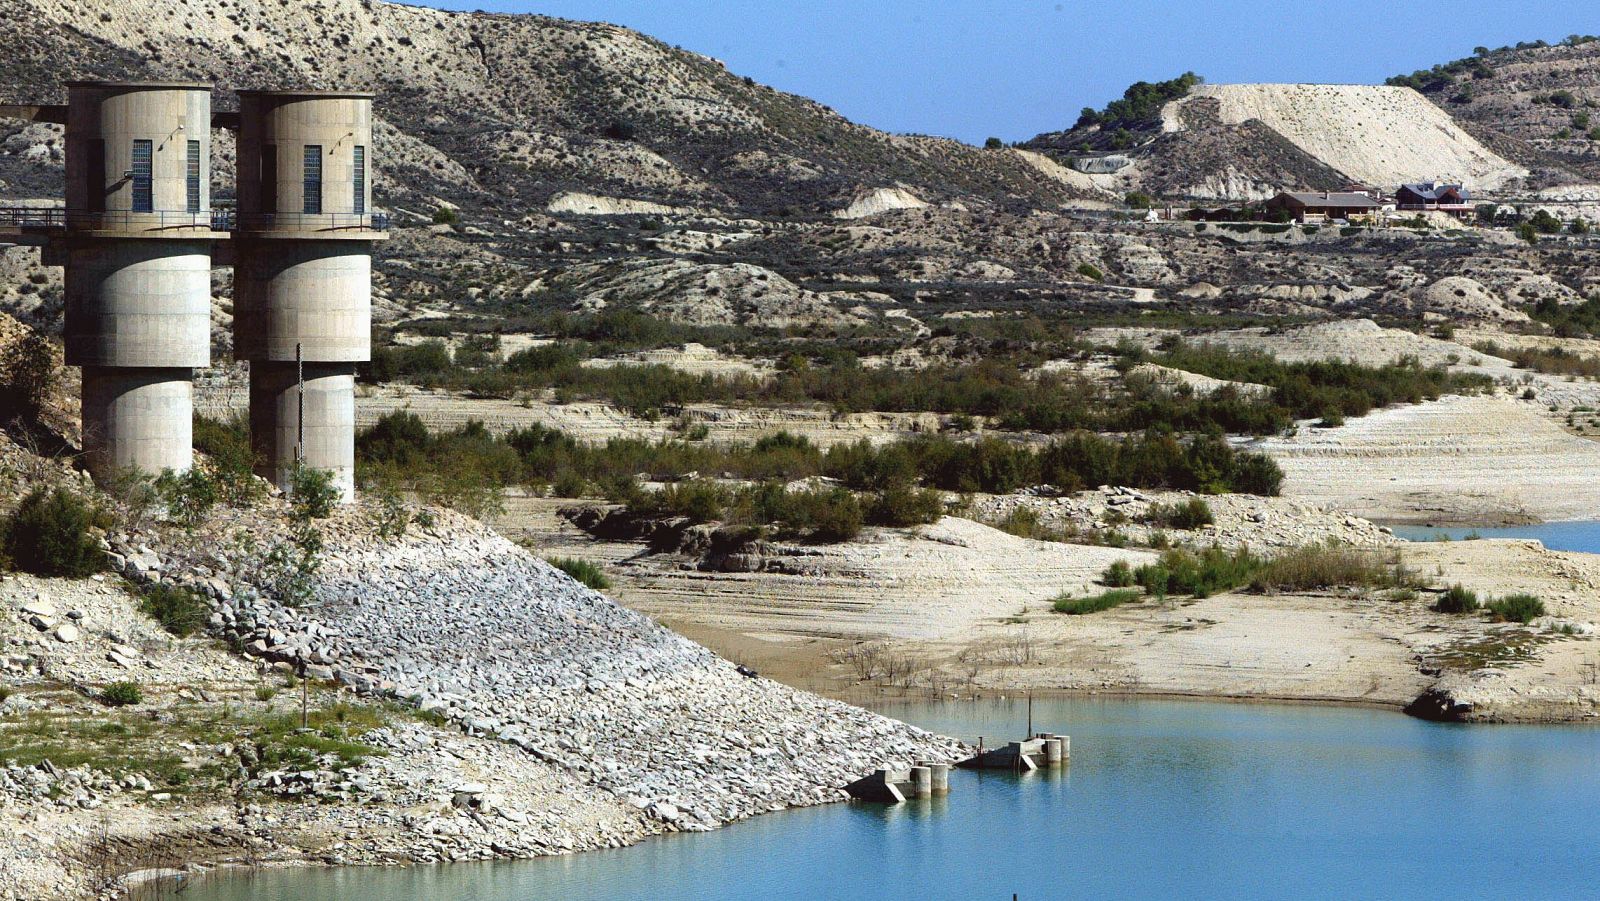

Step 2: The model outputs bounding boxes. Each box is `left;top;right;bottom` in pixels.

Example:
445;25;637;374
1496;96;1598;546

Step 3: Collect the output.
910;766;932;798
927;762;950;795
1044;737;1064;767
80;367;194;476
248;362;357;501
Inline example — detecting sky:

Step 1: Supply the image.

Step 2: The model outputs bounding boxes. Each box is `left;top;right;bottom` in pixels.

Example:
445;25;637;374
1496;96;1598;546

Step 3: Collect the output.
420;1;1598;144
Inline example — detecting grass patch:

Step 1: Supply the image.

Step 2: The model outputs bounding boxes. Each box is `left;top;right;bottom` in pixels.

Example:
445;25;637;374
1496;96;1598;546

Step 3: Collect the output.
136;583;210;637
1434;583;1480;614
546;556;611;590
99;682;142;707
1249;545;1421;593
1053;589;1142;615
1486;593;1545;624
1142;498;1213;530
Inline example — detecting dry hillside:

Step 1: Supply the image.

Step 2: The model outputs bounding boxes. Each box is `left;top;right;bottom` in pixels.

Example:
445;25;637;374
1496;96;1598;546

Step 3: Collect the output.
0;0;1100;218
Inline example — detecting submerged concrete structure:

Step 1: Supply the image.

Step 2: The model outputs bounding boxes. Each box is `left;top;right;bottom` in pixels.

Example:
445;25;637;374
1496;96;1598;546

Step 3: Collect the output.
234;90;384;501
61;82;222;477
0;81;384;501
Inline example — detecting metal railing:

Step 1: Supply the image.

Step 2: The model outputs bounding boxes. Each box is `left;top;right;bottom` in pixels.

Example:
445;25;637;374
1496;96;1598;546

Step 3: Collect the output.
0;207;217;231
0;207;389;233
225;211;390;232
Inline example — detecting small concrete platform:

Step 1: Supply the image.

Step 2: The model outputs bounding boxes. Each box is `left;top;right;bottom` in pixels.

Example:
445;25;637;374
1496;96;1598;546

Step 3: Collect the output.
844;761;951;803
957;733;1069;771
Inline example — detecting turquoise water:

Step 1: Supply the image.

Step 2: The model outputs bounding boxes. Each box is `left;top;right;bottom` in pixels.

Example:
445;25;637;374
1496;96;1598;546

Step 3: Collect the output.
189;697;1600;900
1391;521;1600;554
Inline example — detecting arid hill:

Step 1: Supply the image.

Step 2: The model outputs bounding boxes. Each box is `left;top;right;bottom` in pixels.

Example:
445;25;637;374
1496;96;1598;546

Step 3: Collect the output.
0;0;1104;218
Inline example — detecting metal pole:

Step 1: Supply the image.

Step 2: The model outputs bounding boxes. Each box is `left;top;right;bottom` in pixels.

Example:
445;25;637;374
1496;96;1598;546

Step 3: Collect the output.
1027;692;1033;738
295;342;305;466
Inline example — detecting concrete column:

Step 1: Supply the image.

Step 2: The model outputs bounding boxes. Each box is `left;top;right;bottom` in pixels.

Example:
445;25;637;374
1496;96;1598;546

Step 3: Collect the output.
910;766;932;799
80;367;193;478
927;763;950;795
248;362;356;501
232;240;371;362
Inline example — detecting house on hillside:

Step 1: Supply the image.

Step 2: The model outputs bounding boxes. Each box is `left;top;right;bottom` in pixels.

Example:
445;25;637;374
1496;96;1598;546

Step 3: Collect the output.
1396;182;1473;217
1263;191;1384;223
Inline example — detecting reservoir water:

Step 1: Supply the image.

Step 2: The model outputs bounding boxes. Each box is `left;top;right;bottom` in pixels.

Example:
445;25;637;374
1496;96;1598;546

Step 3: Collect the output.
1390;520;1600;554
190;696;1600;900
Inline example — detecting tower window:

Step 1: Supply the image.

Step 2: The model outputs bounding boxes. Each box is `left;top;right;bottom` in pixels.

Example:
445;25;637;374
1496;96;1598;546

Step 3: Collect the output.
186;140;201;213
302;144;322;215
353;145;366;215
130;140;153;213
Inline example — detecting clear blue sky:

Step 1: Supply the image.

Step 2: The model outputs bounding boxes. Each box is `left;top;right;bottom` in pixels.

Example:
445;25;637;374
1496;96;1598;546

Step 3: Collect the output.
421;1;1598;144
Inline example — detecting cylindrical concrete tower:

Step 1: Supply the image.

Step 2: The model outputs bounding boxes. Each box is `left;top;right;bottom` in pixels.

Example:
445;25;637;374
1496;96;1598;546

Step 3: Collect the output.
62;81;220;478
234;90;384;502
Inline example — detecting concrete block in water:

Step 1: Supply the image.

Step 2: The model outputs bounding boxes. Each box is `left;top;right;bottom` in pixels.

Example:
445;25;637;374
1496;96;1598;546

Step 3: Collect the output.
844;768;908;803
910;765;932;798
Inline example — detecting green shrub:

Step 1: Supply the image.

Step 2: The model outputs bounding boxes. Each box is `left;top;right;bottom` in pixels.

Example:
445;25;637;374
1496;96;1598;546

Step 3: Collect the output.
4;488;105;577
289;464;341;520
1054;588;1141;615
1102;560;1135;587
431;206;458;225
1249;545;1385;593
1486;594;1545;624
1076;262;1105;282
1143;498;1214;529
546;556;611;590
0;332;56;425
866;485;944;527
138;583;209;637
1435;583;1480;614
155;467;219;528
1136;546;1263;599
100;682;143;707
806;489;863;542
193;414;263;506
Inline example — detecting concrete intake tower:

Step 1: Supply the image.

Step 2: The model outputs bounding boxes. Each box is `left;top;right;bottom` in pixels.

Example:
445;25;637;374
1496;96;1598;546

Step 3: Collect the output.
62;81;221;477
234;91;382;502
0;81;387;502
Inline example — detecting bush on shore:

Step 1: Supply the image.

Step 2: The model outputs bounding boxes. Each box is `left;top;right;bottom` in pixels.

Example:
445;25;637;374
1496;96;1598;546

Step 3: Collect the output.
1053;588;1141;615
1143;498;1214;529
1486;593;1545;624
1102;560;1136;587
3;488;107;577
1435;583;1480;614
137;583;209;637
100;682;143;707
546;557;611;590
